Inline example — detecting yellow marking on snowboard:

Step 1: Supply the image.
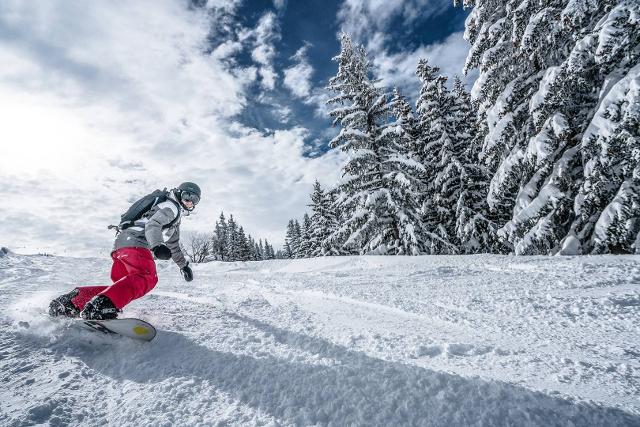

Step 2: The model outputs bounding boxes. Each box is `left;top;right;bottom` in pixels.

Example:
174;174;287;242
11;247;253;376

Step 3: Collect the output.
133;326;150;336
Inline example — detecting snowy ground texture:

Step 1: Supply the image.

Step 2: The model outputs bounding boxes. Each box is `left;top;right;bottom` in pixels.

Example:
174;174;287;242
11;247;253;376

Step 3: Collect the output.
1;252;639;426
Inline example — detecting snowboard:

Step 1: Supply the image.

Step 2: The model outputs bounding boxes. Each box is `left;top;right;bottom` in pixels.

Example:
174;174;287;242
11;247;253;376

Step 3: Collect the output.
77;318;157;341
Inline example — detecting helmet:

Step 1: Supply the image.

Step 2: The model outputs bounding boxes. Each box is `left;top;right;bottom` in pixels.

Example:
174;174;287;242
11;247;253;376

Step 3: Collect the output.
176;182;201;211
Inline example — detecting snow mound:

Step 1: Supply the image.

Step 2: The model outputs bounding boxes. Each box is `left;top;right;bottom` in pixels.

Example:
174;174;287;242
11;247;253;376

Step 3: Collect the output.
560;235;582;255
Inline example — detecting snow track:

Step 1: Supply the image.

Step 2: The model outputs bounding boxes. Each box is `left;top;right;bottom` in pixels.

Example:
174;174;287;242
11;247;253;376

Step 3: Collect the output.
1;253;639;426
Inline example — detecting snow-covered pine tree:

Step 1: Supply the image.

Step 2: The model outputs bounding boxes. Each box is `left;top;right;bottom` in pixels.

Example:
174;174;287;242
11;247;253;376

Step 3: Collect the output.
270;242;276;259
236;227;250;261
308;181;325;257
256;239;265;260
376;88;427;254
292;220;302;258
325;188;347;255
253;241;261;260
308;181;341;256
284;219;296;258
567;2;640;254
245;232;255;261
226;215;239;261
415;60;459;254
254;237;262;261
456;0;567;252
246;235;256;261
325;33;387;254
450;76;499;253
457;0;639;254
212;212;229;261
572;74;640;253
327;34;425;255
263;239;274;259
299;213;312;258
237;227;246;261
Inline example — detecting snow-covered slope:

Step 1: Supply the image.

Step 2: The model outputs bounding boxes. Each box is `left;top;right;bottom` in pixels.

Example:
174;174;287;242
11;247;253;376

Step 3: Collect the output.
1;253;639;426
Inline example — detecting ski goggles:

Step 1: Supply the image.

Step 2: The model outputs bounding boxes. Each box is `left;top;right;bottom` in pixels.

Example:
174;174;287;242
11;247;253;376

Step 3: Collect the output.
181;191;200;205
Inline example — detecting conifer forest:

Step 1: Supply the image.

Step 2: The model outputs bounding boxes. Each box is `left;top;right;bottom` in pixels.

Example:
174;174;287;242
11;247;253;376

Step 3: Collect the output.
285;0;640;257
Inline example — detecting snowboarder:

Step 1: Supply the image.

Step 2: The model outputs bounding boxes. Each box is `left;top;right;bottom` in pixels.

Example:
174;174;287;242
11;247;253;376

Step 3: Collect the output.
49;182;201;320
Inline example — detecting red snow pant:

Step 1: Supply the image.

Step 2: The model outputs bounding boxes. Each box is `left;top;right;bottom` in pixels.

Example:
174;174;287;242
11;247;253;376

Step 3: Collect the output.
71;247;159;310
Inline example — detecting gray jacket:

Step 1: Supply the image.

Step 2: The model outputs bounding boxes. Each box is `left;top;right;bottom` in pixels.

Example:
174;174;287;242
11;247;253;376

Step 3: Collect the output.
113;190;188;268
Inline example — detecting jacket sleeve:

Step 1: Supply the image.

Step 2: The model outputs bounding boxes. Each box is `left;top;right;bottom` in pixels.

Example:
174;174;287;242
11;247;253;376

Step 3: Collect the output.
166;226;188;269
144;202;178;249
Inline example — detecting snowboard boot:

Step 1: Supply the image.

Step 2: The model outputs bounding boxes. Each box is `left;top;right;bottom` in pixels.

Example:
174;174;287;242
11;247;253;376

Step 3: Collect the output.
80;295;119;320
49;289;81;318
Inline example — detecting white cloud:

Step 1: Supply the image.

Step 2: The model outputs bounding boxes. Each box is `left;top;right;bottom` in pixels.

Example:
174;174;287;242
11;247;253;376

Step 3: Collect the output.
0;0;343;256
248;12;281;90
373;32;476;95
273;0;287;12
276;105;293;124
208;10;282;92
212;40;244;61
205;0;242;11
256;65;278;91
283;46;314;98
305;88;333;119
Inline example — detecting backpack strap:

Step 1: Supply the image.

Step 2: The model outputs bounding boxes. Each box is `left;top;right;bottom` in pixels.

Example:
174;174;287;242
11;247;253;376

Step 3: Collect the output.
163;193;182;229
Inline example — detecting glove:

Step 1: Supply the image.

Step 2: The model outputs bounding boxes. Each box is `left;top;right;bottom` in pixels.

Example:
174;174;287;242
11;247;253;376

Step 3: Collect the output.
181;263;193;282
152;244;171;260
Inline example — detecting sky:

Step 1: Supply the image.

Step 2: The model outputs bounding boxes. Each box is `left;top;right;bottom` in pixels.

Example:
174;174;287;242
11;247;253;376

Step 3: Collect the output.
0;0;472;257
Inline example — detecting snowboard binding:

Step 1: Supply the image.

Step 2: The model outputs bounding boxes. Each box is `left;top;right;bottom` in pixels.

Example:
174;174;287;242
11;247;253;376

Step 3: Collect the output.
80;295;119;320
49;289;80;318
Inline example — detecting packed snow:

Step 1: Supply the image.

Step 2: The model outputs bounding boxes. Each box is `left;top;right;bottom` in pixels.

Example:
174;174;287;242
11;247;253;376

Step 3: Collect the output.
1;252;639;426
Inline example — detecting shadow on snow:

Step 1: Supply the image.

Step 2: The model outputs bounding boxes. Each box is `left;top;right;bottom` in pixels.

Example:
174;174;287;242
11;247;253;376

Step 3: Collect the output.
56;314;638;427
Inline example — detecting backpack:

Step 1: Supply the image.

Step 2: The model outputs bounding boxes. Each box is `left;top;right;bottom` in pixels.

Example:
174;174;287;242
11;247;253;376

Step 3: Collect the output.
116;189;181;231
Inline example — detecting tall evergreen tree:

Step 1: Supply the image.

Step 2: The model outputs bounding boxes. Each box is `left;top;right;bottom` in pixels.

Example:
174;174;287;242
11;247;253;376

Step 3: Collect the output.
308;181;341;256
237;226;251;261
327;34;426;254
458;0;640;254
292;220;302;257
299;213;312;258
450;77;500;253
307;181;325;257
564;2;640;254
247;235;257;261
573;65;640;253
212;212;229;261
257;239;266;260
325;33;388;253
263;239;274;259
375;88;428;254
226;215;239;261
284;219;296;258
415;60;459;254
